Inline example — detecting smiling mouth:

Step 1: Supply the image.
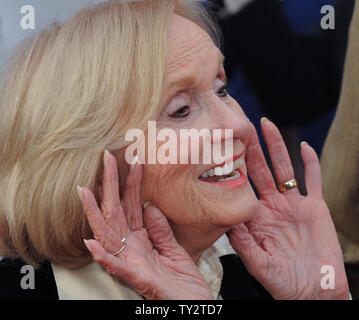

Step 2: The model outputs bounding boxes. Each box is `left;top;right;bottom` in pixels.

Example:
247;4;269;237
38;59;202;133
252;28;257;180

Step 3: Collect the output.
198;154;245;183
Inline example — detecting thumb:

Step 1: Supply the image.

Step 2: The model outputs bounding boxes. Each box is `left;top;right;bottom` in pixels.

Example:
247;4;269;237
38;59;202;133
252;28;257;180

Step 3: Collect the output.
143;205;190;260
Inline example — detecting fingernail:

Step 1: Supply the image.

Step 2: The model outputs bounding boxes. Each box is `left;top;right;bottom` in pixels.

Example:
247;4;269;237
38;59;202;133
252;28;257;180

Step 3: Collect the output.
83;239;92;252
104;150;110;167
77;186;83;201
142;201;153;210
301;141;309;147
130;155;139;170
260;117;269;123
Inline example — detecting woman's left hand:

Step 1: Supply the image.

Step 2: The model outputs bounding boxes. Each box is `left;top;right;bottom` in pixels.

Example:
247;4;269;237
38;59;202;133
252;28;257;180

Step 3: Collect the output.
229;118;350;300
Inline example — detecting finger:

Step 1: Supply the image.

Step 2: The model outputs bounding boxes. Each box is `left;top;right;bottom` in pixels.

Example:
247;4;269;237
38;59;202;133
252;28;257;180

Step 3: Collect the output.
84;239;129;280
246;122;277;197
300;142;322;197
79;186;128;254
261;118;299;195
228;224;268;275
143;205;190;260
123;162;144;231
101;151;129;235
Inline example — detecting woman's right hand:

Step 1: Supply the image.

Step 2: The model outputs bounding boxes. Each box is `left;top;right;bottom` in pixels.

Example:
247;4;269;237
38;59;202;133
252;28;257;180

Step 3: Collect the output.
77;151;213;300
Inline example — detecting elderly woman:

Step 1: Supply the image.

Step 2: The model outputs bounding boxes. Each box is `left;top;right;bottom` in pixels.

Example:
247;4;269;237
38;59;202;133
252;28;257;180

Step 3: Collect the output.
0;0;350;300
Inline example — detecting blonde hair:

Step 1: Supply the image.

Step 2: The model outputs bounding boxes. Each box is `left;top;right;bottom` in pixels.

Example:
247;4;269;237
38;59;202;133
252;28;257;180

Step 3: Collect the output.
0;0;219;268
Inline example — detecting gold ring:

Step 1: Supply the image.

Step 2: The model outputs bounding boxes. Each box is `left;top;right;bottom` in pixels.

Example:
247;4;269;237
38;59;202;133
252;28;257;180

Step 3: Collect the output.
278;178;297;193
142;201;152;210
112;237;127;256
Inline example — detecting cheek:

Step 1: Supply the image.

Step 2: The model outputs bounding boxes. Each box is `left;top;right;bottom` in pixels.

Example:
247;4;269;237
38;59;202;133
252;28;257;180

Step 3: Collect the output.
141;161;198;224
192;180;258;226
140;129;209;225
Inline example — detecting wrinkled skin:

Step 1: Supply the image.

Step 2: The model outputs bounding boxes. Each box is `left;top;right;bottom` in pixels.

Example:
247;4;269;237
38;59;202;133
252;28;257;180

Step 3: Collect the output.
78;13;349;300
228;119;349;300
79;152;213;300
79;119;349;300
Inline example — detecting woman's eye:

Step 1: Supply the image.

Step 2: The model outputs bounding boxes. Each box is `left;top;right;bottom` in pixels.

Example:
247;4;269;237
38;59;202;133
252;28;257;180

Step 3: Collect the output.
217;85;229;98
169;105;190;118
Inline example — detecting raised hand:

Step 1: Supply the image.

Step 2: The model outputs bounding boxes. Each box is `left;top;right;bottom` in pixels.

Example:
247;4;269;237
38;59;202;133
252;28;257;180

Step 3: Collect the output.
77;151;213;300
229;118;350;300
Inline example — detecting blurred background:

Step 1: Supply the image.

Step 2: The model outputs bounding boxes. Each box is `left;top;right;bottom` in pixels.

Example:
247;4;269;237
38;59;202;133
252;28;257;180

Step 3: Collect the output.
0;0;106;67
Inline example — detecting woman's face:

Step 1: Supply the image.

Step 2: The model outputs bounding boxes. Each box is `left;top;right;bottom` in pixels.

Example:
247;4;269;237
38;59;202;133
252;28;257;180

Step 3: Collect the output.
140;15;258;243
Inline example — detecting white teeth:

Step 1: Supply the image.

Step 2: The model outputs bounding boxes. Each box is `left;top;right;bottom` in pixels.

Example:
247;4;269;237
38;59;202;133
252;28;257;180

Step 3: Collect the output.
214;167;223;176
218;169;241;181
200;156;245;180
222;163;233;175
201;171;208;178
233;158;243;170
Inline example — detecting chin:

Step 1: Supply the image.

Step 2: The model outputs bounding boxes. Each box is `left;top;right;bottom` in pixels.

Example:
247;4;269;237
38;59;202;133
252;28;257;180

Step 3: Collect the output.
194;159;259;226
211;184;259;227
194;151;259;226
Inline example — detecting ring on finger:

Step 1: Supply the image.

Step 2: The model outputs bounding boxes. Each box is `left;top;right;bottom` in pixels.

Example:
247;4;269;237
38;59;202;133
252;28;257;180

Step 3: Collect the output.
112;237;127;256
278;178;297;193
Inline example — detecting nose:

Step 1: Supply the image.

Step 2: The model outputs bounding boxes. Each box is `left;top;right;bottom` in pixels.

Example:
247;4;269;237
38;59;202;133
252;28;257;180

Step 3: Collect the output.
210;99;251;146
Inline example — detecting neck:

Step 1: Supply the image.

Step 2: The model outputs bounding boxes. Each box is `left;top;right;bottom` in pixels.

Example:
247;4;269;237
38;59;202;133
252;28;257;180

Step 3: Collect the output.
171;224;230;264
